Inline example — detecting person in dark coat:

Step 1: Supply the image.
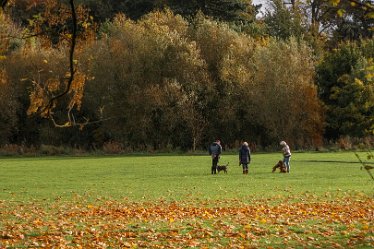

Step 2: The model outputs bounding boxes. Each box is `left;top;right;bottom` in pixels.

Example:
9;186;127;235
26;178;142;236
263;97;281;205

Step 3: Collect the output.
239;142;251;174
208;139;222;174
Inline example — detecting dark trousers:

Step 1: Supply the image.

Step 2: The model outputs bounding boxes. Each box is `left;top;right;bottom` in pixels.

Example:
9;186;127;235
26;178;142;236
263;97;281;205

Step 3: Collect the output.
241;163;249;174
211;155;219;174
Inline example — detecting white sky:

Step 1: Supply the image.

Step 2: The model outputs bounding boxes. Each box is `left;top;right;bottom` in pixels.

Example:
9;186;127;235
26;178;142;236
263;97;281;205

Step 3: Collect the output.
253;0;270;7
252;0;271;17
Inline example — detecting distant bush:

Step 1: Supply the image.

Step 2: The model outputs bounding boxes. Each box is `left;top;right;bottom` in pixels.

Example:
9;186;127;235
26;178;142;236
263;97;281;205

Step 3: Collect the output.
102;141;124;154
39;144;71;155
0;144;37;156
323;136;374;151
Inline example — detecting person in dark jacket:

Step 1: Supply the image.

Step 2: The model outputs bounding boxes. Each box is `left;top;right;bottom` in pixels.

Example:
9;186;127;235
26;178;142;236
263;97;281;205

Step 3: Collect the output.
208;139;222;174
239;142;251;174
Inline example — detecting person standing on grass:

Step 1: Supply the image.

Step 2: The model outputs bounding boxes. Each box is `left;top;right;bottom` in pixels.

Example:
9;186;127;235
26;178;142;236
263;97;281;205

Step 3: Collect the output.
280;141;291;173
239;142;251;174
209;139;222;174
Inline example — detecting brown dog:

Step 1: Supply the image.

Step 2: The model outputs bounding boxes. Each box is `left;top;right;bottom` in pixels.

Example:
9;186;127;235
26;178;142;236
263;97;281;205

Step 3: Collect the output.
217;163;229;173
272;160;287;173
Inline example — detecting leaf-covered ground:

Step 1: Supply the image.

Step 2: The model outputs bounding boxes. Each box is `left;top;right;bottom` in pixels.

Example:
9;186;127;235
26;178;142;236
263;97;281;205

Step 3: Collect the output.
1;195;373;248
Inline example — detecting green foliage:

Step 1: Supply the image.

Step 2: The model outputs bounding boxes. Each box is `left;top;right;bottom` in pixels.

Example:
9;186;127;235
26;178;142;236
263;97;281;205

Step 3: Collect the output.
79;0;257;23
317;40;374;139
330;0;374;45
329;58;374;137
166;0;258;24
264;0;305;40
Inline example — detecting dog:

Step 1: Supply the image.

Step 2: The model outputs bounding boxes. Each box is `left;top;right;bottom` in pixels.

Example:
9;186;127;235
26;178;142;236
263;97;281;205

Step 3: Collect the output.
217;163;229;173
272;160;287;173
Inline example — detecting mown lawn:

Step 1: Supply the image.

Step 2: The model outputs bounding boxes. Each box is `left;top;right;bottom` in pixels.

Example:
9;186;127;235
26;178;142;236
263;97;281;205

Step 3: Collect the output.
0;152;373;248
0;151;372;201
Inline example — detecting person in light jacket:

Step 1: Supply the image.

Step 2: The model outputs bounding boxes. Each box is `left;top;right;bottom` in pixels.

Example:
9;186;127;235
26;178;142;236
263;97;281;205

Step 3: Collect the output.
280;141;291;173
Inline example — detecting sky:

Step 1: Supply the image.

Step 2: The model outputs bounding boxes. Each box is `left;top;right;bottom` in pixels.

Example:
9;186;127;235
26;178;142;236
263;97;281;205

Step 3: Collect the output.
253;0;268;5
252;0;271;17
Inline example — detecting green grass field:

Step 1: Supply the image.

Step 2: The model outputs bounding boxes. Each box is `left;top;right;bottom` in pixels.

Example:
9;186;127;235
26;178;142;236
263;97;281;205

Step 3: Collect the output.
0;152;373;248
0;151;372;201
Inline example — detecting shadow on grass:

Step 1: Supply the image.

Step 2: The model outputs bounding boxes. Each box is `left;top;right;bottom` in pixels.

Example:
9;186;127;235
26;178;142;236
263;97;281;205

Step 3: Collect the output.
298;160;361;164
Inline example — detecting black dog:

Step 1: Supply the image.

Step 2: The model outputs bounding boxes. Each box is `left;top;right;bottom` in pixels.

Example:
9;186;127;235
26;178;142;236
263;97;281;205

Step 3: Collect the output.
217;163;229;173
272;160;287;173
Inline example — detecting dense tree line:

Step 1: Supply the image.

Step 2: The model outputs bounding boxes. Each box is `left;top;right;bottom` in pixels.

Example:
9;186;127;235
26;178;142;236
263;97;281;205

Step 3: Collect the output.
0;0;373;152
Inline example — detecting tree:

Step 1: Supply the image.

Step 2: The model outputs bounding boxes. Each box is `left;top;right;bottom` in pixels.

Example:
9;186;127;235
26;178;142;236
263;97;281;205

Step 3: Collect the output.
316;40;374;139
0;12;22;144
80;11;212;150
128;0;258;23
190;15;250;145
263;0;373;54
328;58;374;137
264;0;306;40
191;15;323;148
0;10;22;56
330;0;373;45
0;70;18;145
2;0;95;129
251;38;324;147
3;0;362;151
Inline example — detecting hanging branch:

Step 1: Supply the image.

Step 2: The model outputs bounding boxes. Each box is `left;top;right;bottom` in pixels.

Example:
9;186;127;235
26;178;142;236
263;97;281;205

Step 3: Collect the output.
44;0;77;118
354;151;374;181
37;0;89;128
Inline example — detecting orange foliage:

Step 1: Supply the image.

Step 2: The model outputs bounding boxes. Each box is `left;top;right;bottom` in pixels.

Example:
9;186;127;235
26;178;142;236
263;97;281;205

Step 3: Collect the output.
1;196;373;248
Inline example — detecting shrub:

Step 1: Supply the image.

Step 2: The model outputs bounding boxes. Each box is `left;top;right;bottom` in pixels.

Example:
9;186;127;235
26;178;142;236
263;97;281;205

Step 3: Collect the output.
39;144;71;155
102;141;124;154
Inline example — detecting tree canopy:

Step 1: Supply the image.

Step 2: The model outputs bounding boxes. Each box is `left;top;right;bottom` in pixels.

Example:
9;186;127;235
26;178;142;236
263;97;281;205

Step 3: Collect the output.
0;0;372;151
